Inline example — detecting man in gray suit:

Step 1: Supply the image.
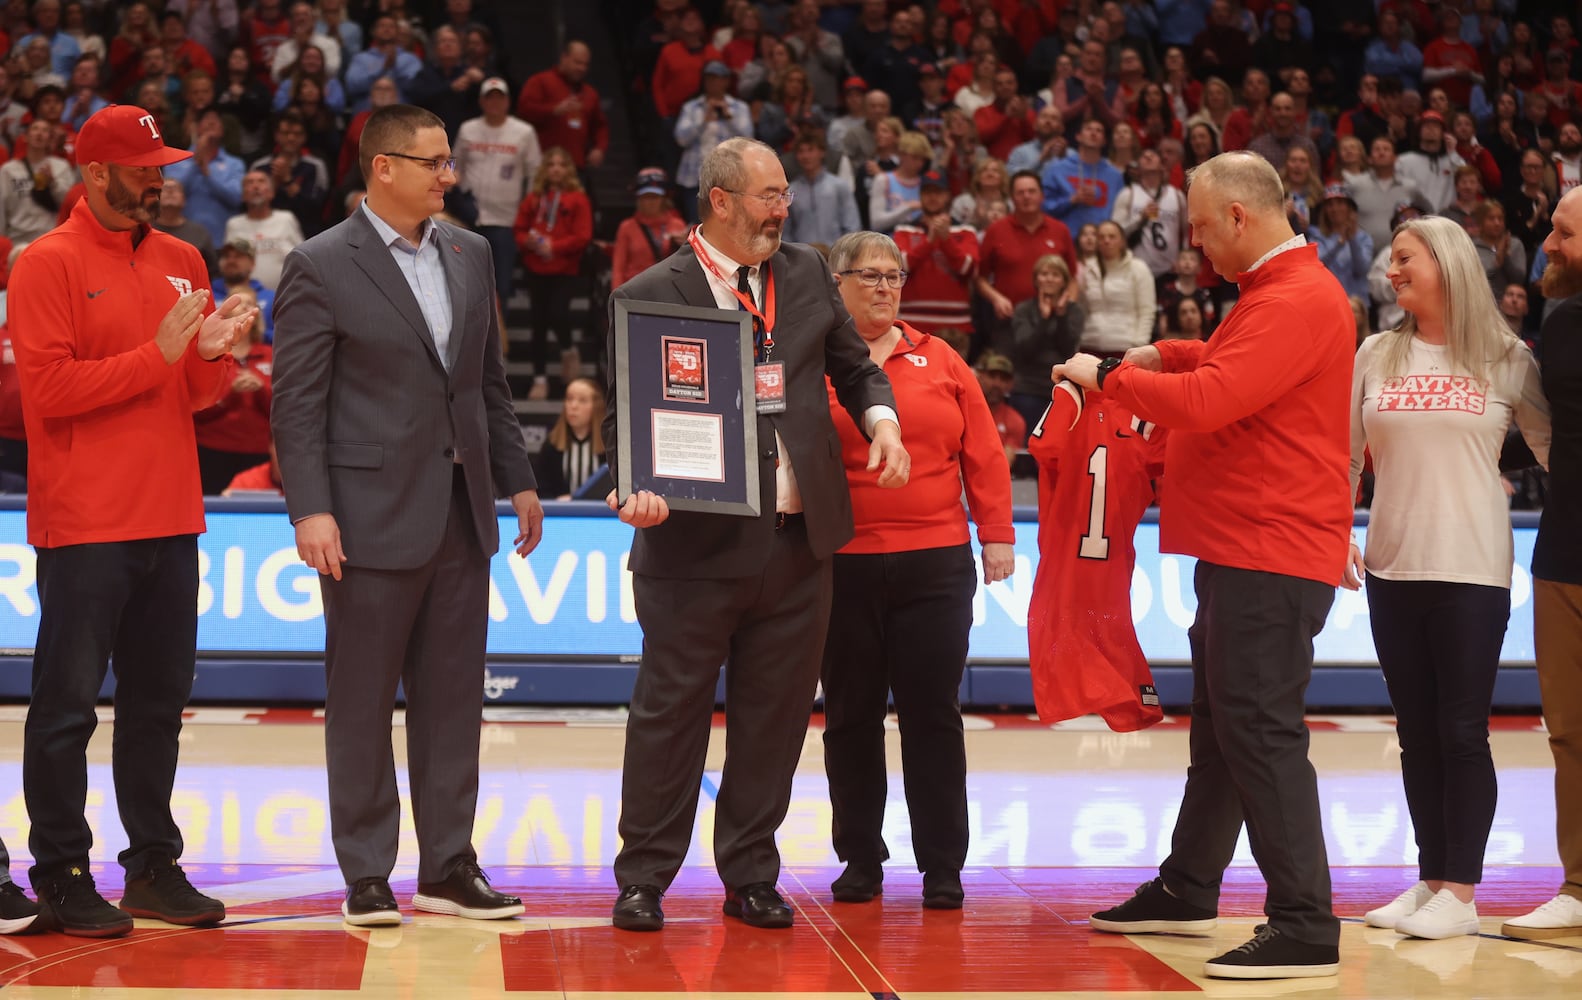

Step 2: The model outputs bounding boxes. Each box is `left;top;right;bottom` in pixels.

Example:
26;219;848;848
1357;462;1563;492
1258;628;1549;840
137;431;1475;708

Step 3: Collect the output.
605;136;909;931
271;104;543;927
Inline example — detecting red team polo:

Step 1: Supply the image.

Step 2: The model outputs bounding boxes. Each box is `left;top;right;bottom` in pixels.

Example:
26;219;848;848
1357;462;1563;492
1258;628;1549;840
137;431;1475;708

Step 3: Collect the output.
10;200;233;547
827;323;1015;555
978;213;1077;306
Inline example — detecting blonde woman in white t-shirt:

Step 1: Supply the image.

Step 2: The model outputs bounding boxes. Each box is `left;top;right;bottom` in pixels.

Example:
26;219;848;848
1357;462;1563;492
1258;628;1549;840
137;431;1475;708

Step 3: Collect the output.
1346;215;1551;941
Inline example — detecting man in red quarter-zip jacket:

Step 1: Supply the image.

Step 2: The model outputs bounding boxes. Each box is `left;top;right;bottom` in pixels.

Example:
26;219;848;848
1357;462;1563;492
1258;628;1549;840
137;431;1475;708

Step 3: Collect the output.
1055;151;1354;982
8;104;257;940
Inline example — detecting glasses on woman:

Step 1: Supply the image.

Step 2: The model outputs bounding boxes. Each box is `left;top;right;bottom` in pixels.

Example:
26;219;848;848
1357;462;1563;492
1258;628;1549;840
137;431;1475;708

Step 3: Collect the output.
839;268;909;288
382;152;457;173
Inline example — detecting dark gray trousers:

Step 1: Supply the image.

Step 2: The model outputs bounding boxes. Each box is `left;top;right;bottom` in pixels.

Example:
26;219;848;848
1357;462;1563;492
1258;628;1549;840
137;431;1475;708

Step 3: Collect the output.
320;471;489;885
1160;560;1341;947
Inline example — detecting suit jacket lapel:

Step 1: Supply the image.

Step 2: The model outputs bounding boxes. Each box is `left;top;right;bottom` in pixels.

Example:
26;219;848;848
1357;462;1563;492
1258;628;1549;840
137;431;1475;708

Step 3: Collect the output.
346;209;445;370
670;245;718;308
434;222;468;374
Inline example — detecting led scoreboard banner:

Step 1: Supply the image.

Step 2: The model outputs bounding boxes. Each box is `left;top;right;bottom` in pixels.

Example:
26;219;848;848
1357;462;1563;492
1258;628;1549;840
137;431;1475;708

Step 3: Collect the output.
0;500;1544;706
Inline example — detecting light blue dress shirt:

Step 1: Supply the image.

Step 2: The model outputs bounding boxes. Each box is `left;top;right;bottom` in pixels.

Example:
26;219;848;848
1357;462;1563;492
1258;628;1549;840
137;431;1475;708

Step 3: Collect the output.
361;201;454;370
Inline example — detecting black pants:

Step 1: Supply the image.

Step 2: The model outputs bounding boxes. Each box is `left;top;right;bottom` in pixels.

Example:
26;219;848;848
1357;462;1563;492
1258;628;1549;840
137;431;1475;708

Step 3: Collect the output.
24;536;198;877
1366;573;1510;884
1160;561;1340;946
197;446;269;496
614;519;832;892
523;271;579;373
821;544;977;874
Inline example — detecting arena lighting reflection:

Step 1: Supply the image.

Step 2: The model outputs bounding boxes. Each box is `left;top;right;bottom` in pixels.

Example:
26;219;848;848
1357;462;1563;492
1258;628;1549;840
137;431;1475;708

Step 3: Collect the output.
0;762;1557;869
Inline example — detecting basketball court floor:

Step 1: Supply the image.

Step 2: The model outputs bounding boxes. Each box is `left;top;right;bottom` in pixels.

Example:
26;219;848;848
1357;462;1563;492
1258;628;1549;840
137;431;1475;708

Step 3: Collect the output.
0;707;1574;998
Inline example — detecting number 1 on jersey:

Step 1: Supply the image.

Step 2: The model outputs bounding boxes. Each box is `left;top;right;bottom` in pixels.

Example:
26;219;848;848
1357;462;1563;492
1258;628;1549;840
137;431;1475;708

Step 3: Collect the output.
1080;445;1110;560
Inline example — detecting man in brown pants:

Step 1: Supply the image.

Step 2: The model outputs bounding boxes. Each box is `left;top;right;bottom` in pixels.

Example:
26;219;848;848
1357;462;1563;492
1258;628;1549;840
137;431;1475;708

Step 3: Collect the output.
1504;186;1582;939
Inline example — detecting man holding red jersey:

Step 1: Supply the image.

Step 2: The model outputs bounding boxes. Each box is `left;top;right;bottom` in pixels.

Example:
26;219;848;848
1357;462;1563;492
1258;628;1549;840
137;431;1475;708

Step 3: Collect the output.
10;105;257;938
1055;151;1353;981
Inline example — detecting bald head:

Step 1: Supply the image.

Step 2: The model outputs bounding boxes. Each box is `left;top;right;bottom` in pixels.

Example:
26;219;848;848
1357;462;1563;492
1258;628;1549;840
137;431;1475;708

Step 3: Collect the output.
1185;152;1296;280
1187;152;1286;214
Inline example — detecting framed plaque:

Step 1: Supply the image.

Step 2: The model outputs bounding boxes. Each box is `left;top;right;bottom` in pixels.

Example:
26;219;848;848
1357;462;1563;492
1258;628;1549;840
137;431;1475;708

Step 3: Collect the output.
612;299;761;517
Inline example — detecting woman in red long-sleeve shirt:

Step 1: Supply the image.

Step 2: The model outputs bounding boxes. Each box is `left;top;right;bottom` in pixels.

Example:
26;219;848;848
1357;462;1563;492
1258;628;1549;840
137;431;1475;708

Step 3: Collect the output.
819;230;1015;913
514;147;591;387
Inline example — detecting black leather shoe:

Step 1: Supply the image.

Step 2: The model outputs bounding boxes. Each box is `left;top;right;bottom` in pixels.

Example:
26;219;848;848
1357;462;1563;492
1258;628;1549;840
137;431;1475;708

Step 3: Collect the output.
612;884;665;931
414;861;523;920
831;863;883;903
342;877;401;927
922;870;964;910
724;882;793;928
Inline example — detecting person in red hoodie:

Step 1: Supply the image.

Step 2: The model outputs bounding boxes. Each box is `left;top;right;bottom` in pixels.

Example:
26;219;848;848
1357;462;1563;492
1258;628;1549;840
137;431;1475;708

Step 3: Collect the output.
514;147;592;392
193;288;273;494
516;40;607;173
1057;151;1353;981
9;104;258;939
819;230;1014;913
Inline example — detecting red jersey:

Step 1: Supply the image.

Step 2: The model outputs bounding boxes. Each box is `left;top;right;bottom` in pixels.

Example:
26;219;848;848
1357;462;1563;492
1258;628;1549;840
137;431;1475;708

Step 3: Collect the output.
894;218;978;333
10;201;234;547
246;14;292;83
1027;382;1167;732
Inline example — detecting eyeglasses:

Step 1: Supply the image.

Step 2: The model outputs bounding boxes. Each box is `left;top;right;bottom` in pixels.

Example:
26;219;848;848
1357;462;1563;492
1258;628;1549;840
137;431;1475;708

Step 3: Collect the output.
838;268;909;289
724;188;795;208
381;151;457;174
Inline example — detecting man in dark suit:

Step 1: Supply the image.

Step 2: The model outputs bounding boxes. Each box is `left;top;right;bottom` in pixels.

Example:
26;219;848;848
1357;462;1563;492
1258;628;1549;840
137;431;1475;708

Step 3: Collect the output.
605;136;910;932
271;104;543;927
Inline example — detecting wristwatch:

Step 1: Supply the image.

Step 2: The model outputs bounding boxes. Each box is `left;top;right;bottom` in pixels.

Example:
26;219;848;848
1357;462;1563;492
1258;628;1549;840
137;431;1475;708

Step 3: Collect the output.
1095;357;1123;390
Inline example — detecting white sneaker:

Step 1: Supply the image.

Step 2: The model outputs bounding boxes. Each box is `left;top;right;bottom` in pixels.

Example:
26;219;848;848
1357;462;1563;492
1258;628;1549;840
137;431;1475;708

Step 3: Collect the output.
1501;893;1582;940
1394;889;1480;940
1363;881;1434;929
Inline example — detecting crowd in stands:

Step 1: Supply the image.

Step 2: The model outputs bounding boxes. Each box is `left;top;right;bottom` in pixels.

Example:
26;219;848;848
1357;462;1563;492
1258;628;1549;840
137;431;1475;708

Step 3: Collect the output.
608;0;1578;495
0;0;1578;501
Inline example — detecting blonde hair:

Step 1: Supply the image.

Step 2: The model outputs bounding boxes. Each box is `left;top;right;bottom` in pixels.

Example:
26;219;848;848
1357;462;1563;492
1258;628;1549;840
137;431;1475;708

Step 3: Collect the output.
532;147;584;195
1033;253;1071;283
897;130;934;161
1373;216;1519;379
547;377;607;452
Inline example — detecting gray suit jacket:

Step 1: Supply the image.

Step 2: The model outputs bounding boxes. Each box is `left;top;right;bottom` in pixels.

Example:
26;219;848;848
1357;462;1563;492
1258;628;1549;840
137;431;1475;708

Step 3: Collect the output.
271;208;535;571
604;239;895;578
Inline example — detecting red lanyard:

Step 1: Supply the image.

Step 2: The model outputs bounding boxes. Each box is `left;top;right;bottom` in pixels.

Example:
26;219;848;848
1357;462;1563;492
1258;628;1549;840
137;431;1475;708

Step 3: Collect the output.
688;229;776;359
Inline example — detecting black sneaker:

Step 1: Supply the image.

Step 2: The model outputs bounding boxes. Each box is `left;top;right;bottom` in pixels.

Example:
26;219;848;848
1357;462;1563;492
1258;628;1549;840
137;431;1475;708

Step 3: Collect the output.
922;870;964;910
1204;924;1339;979
0;881;38;935
120;856;226;927
1090;878;1217;934
32;865;132;938
831;863;883;903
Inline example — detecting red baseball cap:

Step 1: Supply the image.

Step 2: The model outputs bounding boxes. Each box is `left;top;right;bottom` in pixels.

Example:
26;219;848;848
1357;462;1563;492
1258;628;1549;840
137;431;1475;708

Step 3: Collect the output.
76;105;192;168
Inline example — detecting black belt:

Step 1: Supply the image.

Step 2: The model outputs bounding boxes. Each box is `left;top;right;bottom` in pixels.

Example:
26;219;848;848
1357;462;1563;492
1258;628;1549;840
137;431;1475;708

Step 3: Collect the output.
774;511;803;531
